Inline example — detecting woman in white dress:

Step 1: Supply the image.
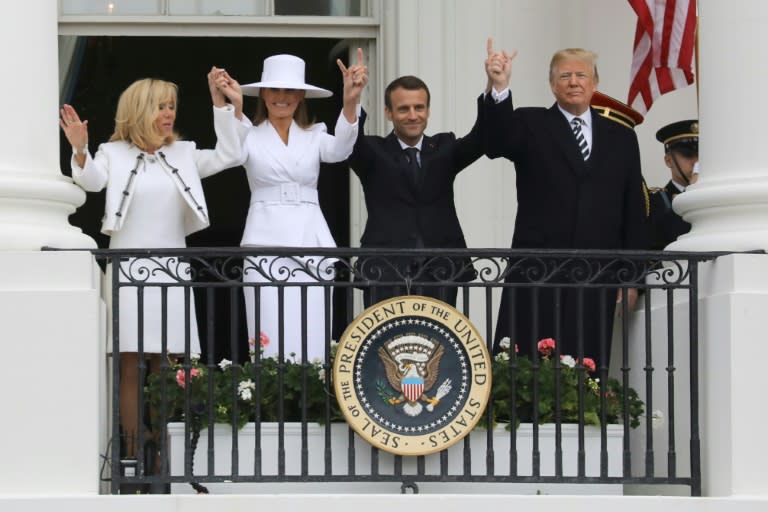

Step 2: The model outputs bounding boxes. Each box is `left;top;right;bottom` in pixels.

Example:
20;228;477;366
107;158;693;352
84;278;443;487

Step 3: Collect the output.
234;50;367;361
59;70;247;459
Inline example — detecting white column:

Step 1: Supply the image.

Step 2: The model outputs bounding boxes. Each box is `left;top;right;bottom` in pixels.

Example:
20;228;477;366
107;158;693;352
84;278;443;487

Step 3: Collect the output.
0;1;105;496
0;1;94;250
667;0;768;498
669;0;768;251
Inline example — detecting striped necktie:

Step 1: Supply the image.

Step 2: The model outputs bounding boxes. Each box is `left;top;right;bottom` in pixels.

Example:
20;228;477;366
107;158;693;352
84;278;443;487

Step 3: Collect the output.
571;118;589;160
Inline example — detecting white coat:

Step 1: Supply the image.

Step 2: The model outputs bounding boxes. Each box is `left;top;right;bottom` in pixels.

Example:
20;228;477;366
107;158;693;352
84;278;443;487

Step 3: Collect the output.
238;112;358;248
72;105;248;236
238;112;357;361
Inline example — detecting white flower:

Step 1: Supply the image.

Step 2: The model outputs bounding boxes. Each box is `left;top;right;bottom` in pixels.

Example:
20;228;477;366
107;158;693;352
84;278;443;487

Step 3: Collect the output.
499;337;511;350
218;358;232;370
318;367;326;383
560;355;576;368
311;357;323;366
495;352;510;362
190;353;201;362
238;379;255;401
652;409;665;430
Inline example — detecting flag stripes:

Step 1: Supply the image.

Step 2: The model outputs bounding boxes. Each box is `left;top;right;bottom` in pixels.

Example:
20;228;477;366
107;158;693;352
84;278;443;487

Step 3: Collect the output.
627;0;697;114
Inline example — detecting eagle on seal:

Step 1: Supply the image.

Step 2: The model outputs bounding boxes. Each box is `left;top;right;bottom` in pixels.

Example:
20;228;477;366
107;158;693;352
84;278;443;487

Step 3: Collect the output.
378;335;451;417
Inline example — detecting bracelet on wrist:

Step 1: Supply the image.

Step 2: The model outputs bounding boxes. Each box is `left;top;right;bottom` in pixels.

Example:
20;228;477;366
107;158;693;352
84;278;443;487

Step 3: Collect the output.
73;143;88;156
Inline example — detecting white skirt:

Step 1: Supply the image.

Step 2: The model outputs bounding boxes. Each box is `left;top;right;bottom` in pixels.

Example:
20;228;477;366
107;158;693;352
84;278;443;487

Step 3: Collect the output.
243;255;334;362
106;257;201;355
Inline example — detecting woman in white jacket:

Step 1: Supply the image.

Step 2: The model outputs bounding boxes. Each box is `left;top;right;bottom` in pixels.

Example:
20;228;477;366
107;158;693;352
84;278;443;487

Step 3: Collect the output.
235;50;367;362
59;70;247;461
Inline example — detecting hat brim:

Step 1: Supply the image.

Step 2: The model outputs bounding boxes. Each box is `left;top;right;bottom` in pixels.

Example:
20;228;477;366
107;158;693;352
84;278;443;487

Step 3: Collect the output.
241;81;332;99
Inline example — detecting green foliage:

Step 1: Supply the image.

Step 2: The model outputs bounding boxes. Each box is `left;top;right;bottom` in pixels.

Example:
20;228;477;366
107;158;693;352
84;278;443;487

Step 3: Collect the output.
490;339;644;429
145;338;643;432
145;349;343;432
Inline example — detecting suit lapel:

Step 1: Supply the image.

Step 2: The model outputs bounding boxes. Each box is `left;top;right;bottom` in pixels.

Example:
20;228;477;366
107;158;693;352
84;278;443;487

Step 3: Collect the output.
546;104;587;176
415;135;438;188
588;108;611;171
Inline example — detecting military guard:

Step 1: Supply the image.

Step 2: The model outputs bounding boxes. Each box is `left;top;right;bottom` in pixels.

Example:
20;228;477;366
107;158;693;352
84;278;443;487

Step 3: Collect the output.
648;120;699;250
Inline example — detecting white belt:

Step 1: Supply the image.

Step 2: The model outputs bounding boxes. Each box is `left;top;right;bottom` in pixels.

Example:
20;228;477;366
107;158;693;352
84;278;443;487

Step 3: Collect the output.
250;183;318;205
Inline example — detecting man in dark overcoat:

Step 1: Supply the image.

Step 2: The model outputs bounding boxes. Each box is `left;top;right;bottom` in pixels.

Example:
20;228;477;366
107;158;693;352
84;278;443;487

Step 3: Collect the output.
483;43;647;368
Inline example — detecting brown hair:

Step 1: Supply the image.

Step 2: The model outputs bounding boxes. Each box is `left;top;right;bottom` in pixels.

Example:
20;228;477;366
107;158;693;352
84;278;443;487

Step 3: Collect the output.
109;78;179;150
251;96;311;128
384;76;431;110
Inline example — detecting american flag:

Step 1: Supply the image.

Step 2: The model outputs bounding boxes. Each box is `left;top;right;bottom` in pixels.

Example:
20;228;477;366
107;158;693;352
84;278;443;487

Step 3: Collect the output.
627;0;697;114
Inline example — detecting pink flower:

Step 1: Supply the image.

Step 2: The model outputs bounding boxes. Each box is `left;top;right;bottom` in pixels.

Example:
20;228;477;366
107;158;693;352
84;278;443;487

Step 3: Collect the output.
537;338;556;356
580;357;597;373
175;367;201;388
248;331;270;350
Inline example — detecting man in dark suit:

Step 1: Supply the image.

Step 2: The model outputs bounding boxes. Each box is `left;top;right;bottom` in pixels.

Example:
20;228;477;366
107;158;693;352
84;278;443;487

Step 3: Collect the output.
349;75;484;307
648;120;698;250
484;43;647;367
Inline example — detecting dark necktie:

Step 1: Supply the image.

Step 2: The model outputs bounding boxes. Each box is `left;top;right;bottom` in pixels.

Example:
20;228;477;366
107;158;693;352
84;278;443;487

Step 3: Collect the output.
571;118;590;160
403;146;422;186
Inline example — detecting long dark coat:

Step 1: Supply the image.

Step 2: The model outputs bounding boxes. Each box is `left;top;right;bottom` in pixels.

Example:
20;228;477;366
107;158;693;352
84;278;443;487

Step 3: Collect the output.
485;95;647;366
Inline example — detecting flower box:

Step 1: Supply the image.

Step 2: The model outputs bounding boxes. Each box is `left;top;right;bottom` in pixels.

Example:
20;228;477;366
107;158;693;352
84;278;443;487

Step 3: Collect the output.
167;421;624;494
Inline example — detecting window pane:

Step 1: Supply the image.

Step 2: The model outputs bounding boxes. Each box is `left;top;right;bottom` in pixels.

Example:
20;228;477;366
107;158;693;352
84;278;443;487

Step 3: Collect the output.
275;0;362;16
61;0;162;15
61;0;365;16
168;0;269;16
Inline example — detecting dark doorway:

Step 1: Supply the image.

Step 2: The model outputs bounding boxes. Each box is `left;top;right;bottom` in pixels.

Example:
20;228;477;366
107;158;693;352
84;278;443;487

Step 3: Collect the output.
61;36;353;363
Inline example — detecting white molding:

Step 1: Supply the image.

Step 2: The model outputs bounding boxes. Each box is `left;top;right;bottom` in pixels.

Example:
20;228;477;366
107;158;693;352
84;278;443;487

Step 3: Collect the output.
58;16;379;37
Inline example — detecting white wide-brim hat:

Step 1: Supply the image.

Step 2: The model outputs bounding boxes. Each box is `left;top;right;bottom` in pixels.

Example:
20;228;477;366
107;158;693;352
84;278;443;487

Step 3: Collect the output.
241;54;332;99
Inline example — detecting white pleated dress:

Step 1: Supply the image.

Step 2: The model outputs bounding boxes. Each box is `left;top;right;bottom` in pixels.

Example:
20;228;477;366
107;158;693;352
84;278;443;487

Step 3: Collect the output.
238;113;358;361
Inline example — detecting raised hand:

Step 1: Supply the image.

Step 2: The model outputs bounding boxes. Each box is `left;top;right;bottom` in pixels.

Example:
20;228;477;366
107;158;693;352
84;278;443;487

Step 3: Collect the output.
337;47;369;106
485;37;517;92
59;104;89;166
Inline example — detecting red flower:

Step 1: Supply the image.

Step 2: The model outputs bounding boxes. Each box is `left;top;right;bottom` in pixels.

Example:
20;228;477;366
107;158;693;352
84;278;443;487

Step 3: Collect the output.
537;338;556;356
175;367;201;388
580;357;597;373
248;331;271;350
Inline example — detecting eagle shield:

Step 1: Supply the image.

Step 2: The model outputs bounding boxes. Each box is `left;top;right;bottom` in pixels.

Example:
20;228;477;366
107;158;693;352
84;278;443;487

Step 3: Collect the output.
378;334;451;417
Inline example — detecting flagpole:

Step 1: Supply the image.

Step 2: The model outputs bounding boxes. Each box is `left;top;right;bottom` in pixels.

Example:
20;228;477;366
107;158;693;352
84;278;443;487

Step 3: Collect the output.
695;13;700;114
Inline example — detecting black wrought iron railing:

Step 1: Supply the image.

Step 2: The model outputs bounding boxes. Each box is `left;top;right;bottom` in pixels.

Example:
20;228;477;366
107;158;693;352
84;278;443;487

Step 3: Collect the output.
91;247;715;495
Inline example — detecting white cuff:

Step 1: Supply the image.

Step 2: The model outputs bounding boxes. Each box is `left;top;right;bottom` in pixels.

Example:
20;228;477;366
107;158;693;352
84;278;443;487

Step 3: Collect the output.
491;87;510;103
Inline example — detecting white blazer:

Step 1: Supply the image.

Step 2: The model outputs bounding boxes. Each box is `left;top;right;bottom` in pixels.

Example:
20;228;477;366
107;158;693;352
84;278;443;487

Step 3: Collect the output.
238;112;357;247
71;105;247;236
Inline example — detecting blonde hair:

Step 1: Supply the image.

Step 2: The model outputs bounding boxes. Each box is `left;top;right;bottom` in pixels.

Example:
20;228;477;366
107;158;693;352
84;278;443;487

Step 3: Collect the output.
109;78;179;150
549;48;599;83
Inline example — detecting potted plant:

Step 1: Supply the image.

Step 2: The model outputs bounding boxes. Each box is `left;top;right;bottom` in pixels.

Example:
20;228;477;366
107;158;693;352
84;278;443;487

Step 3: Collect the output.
491;337;644;428
148;334;644;491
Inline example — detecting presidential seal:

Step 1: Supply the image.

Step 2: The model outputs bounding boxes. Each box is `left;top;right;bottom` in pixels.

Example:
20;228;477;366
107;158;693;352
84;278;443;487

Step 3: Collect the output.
333;296;492;456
